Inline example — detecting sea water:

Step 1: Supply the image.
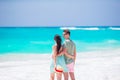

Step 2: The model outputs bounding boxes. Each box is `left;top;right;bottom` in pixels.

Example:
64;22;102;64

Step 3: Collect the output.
0;26;120;54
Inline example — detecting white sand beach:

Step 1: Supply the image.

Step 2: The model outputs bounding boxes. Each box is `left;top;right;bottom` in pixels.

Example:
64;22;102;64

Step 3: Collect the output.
0;49;120;80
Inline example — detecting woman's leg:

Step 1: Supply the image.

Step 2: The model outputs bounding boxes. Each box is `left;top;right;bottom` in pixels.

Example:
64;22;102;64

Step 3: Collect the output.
50;73;55;80
56;72;62;80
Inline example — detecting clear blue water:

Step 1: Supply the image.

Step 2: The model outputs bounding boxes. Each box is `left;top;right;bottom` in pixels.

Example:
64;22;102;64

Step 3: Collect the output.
0;26;120;54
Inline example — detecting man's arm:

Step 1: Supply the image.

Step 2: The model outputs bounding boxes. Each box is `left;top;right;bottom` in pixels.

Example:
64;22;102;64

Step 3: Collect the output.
74;46;76;62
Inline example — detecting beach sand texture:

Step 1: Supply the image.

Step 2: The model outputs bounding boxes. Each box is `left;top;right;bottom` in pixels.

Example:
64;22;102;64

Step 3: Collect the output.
0;49;120;80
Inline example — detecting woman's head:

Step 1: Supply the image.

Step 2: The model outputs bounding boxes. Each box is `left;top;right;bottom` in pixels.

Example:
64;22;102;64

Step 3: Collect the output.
54;34;62;54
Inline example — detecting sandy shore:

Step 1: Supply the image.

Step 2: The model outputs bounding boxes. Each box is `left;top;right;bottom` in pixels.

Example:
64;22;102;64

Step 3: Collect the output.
0;49;120;80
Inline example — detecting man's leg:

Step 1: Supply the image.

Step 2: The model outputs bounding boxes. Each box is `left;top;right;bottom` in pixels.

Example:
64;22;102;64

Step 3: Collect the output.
69;72;75;80
67;62;75;80
63;72;68;80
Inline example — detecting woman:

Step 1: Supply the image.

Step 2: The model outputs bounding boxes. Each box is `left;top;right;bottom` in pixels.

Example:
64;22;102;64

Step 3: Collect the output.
50;34;74;80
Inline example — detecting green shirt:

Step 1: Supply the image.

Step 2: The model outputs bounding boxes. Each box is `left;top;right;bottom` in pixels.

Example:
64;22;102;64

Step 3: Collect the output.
63;39;75;64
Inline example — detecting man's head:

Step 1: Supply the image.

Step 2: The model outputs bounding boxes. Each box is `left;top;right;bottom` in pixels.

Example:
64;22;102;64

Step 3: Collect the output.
63;29;70;39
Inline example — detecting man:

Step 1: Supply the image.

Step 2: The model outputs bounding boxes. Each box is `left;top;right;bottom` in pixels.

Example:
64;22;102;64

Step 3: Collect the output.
63;29;76;80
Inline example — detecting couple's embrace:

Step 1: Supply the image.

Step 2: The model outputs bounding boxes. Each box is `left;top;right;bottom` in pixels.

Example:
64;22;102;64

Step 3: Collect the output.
50;30;76;80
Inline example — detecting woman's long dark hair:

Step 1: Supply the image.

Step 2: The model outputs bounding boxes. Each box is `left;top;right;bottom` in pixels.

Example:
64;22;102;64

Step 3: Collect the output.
54;34;62;55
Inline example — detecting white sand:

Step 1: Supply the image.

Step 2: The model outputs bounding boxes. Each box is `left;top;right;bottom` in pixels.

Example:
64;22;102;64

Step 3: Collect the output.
0;49;120;80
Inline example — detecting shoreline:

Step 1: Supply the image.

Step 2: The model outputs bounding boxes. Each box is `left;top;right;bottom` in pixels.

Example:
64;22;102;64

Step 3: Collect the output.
0;48;120;61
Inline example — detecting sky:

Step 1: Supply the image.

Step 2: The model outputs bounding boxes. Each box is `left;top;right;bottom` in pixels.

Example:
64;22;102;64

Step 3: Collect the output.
0;0;120;26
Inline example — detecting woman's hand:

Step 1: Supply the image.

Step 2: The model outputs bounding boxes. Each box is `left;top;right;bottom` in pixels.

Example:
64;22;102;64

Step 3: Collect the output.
71;56;75;60
64;51;75;60
54;64;57;68
54;64;57;72
52;54;54;59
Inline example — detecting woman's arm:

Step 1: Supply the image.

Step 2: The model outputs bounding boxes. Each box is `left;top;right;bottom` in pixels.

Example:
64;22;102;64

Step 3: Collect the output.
52;46;57;67
64;48;74;59
56;47;65;56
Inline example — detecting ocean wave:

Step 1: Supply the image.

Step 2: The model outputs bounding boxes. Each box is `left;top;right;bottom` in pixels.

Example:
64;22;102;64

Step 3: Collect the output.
30;41;52;45
60;27;99;30
79;28;99;30
74;39;120;45
74;39;120;52
60;26;120;30
109;27;120;30
60;27;78;30
106;40;119;44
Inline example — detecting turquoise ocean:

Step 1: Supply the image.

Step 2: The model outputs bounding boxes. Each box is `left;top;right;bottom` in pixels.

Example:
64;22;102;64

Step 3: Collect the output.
0;26;120;54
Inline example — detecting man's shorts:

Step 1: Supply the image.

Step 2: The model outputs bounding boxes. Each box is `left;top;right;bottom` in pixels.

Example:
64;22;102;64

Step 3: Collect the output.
67;62;74;72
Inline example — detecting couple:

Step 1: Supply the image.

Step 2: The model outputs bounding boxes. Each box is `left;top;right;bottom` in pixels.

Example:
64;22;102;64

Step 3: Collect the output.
50;30;76;80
